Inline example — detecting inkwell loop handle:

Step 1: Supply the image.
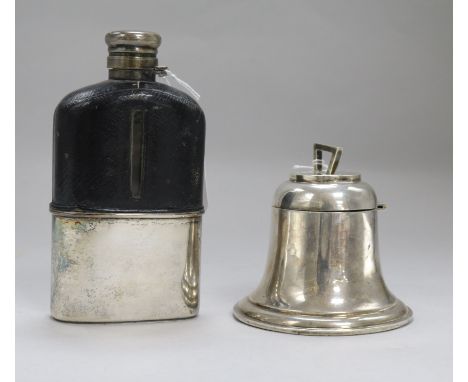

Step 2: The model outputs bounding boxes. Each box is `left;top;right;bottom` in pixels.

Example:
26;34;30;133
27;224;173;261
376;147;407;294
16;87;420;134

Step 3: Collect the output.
313;143;343;175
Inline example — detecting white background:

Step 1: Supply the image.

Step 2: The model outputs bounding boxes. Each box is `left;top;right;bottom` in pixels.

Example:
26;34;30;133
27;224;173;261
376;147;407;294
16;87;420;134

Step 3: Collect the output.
15;1;452;381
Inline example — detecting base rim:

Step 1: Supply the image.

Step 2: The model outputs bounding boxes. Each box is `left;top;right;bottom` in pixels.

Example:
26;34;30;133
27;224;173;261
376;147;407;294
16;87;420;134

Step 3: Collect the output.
233;298;413;336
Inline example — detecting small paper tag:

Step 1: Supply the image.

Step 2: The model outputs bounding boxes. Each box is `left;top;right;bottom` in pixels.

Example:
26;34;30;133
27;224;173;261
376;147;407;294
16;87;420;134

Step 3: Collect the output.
157;69;201;100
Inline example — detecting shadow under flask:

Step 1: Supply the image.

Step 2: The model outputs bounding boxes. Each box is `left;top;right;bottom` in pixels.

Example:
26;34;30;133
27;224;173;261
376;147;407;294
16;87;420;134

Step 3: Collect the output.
50;31;206;322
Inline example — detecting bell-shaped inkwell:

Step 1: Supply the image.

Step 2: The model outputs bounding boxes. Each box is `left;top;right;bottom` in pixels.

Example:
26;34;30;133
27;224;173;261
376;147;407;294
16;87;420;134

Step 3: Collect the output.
234;144;412;335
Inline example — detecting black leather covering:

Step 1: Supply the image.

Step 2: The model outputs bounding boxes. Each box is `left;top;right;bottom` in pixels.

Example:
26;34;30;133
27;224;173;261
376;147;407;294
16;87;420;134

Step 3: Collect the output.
51;80;205;213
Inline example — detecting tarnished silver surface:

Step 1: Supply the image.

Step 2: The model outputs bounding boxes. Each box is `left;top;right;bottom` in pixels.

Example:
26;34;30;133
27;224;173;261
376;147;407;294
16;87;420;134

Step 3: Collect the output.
51;211;201;323
105;30;162;80
105;31;162;50
234;209;412;335
234;143;412;335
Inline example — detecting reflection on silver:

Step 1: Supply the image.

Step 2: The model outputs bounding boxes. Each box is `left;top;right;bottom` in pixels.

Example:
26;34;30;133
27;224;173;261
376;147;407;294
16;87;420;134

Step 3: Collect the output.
234;143;412;335
234;209;412;335
51;211;202;323
181;222;201;309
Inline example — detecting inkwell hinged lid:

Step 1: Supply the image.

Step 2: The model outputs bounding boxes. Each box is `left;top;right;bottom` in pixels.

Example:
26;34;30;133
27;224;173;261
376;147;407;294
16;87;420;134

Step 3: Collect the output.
273;143;382;212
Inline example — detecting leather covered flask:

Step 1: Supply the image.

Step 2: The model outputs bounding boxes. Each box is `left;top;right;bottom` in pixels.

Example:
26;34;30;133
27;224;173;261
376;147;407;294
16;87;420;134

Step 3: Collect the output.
50;31;205;322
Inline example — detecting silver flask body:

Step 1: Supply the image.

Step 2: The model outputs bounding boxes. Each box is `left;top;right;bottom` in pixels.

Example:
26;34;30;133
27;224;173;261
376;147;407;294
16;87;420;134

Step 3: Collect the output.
51;211;201;322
